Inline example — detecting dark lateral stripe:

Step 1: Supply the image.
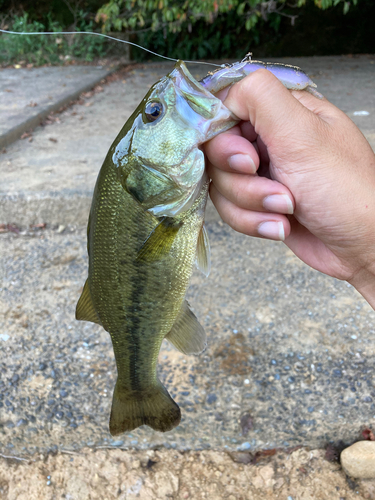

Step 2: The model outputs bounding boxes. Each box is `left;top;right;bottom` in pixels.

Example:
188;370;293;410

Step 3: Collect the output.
127;215;146;393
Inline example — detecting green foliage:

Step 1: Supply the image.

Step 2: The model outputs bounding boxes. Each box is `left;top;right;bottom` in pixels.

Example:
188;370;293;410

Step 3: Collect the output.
97;0;360;36
131;7;271;61
0;11;106;65
128;0;363;61
297;0;357;11
0;0;367;65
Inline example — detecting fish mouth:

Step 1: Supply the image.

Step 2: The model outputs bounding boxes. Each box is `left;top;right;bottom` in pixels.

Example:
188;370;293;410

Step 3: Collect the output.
170;60;210;97
167;60;238;141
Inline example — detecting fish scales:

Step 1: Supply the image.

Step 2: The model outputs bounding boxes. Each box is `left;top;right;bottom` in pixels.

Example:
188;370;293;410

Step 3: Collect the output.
76;58;320;434
88;148;208;432
91;167;207;382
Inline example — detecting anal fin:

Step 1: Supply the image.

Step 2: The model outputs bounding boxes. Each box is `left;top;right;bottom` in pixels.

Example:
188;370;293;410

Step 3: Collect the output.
76;279;102;325
165;300;206;355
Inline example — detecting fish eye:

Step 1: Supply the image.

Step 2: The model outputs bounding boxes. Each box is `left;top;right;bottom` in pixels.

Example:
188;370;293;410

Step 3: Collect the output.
144;101;163;122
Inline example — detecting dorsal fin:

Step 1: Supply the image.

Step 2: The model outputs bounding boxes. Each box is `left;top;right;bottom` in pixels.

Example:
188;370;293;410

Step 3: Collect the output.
165;300;206;355
76;279;102;325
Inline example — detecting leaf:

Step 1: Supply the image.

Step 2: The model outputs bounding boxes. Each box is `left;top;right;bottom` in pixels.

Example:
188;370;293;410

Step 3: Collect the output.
362;428;375;441
237;2;245;15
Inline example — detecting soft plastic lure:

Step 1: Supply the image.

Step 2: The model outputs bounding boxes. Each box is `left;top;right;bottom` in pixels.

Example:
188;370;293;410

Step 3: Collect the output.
200;54;322;98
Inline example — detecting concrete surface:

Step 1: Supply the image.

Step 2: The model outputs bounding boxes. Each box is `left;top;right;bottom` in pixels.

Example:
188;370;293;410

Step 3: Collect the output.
0;64;116;149
1;223;375;456
0;55;375;458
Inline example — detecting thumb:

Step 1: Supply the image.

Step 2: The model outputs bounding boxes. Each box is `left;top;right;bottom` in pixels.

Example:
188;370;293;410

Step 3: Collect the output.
223;69;320;150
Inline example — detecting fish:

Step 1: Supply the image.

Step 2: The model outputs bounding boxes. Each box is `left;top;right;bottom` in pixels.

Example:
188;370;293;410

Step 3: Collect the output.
76;56;319;435
76;60;238;435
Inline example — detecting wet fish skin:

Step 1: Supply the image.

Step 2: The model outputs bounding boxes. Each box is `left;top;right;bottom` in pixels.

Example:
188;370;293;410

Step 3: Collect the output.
76;61;237;435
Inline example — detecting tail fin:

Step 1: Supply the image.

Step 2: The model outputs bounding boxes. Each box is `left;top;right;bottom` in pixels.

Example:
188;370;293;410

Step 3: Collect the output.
109;379;181;435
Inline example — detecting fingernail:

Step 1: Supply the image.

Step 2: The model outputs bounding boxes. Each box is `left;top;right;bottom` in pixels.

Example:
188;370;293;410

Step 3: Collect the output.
258;221;285;241
263;194;294;214
228;154;256;173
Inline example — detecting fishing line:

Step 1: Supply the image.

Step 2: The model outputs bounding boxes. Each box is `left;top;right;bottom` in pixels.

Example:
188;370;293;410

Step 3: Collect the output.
0;28;223;67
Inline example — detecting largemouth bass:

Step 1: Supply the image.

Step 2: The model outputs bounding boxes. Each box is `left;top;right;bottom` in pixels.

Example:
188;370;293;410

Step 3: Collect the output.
76;57;319;435
76;61;237;435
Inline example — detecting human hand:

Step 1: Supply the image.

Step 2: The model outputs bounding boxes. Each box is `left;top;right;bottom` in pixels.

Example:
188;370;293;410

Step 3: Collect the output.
203;69;375;308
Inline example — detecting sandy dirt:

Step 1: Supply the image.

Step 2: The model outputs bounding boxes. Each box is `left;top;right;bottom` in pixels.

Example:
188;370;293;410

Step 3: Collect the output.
1;446;375;500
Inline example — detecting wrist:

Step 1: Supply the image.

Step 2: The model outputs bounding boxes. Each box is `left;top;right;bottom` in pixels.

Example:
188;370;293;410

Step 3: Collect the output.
348;262;375;310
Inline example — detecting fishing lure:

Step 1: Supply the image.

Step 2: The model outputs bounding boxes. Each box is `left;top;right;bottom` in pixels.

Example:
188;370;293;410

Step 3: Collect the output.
200;53;321;98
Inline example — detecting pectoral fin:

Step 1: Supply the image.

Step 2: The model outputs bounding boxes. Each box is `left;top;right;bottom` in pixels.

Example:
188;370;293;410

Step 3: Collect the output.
137;218;182;262
76;279;102;325
195;224;211;277
165;300;206;355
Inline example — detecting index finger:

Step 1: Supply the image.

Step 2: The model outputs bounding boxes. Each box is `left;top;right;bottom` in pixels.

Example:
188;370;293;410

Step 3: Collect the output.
203;124;260;174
